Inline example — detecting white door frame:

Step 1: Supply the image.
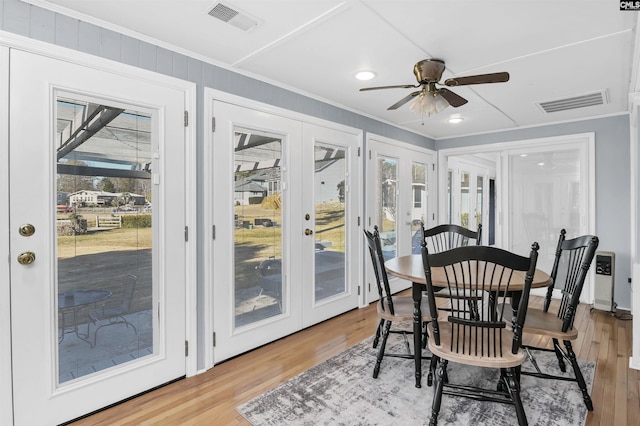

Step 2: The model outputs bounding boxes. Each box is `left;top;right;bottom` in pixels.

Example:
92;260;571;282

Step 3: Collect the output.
364;133;436;303
438;133;596;301
203;88;363;369
446;156;497;244
0;32;197;425
0;44;13;426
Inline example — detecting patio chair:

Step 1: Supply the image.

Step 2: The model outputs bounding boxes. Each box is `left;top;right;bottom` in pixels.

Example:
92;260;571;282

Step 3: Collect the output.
88;274;138;346
364;226;431;379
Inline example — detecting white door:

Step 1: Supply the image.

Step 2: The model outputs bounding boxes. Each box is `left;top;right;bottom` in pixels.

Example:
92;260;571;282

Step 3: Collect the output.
301;123;361;327
365;136;435;302
9;50;187;425
454;161;493;241
211;102;360;362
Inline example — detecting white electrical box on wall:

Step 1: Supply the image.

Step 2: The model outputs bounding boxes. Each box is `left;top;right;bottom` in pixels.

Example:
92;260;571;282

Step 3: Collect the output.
593;251;615;311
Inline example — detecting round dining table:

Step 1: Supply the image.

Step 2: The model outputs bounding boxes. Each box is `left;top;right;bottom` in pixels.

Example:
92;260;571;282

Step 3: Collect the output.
384;254;552;388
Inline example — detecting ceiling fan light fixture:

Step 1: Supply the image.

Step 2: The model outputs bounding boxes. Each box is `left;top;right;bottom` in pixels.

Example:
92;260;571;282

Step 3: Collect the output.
448;116;464;124
409;91;449;117
354;71;376;81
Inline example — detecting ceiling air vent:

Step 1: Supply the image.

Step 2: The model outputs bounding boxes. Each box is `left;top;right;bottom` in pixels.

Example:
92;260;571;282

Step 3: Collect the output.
208;2;261;32
537;90;608;113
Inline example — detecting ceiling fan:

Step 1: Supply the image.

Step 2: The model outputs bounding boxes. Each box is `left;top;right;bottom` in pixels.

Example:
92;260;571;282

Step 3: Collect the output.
359;59;509;112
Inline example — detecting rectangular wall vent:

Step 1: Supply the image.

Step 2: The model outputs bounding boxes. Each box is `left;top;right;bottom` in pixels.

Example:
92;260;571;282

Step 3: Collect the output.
537;90;608;113
208;2;261;32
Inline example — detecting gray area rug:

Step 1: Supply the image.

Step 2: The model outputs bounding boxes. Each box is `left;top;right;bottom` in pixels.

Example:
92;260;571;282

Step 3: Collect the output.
237;334;595;426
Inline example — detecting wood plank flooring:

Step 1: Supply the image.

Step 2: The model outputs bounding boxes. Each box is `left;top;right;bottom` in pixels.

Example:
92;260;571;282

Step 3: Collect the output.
70;295;637;425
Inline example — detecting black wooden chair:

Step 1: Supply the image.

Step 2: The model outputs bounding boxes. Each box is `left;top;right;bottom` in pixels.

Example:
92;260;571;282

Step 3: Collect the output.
88;274;138;346
364;226;431;379
506;229;599;411
422;223;483;320
421;243;539;426
422;223;482;253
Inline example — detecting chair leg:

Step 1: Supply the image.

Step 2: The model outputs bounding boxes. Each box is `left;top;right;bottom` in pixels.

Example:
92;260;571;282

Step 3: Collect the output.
564;340;593;411
373;318;384;348
373;320;391;379
505;367;528;426
429;358;446;426
552;338;567;372
422;321;428;349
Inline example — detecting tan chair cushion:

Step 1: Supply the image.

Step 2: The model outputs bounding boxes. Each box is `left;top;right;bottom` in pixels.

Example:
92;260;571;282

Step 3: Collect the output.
427;321;525;368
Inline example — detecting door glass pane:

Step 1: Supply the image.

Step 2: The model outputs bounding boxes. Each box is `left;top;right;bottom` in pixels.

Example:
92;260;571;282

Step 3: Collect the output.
56;96;154;384
376;156;397;260
460;172;470;227
314;143;346;301
234;130;283;326
411;162;427;253
509;149;581;271
476;175;484;231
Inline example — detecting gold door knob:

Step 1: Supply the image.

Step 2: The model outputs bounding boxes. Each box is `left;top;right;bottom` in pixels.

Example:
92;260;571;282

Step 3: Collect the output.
304;228;313;236
18;224;36;237
17;251;36;265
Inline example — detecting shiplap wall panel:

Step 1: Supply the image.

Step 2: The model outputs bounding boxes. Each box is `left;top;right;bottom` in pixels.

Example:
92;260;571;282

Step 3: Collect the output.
138;42;157;73
78;21;101;57
172;52;188;81
100;28;121;62
30;5;54;42
54;13;78;50
156;46;173;76
120;36;140;68
3;0;29;37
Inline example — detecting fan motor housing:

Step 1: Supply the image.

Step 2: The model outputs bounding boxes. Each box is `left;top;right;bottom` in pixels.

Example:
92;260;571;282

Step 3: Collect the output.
413;59;445;84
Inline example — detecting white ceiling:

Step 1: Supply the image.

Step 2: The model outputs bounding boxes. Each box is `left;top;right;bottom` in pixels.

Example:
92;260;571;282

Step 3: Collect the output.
26;0;639;140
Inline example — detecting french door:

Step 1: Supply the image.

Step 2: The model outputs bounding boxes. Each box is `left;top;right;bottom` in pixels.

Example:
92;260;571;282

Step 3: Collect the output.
447;159;495;244
365;136;435;302
210;101;361;362
8;50;189;425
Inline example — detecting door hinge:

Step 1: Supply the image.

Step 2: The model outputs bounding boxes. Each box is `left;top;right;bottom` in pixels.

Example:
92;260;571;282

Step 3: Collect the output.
184;111;189;127
185;340;189;357
213;332;216;347
368;282;371;292
212;116;216;132
357;147;361;157
432;164;435;171
369;150;372;160
184;226;189;242
358;216;360;226
358;285;361;296
212;225;216;240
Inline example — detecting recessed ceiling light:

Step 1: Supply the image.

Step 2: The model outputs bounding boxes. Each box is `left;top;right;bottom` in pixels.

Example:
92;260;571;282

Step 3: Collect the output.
538;162;545;166
354;71;376;81
448;117;464;124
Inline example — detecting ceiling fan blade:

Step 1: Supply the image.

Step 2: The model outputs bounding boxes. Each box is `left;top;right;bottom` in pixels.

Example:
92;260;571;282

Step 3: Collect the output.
444;72;510;87
359;84;419;92
388;91;421;110
437;88;468;108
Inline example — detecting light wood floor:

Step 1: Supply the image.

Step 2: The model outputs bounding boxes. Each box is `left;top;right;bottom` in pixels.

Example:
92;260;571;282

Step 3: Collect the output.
70;295;638;426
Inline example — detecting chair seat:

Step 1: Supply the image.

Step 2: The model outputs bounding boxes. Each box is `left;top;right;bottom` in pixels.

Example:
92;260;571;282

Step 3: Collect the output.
427;321;526;368
377;296;431;322
89;306;126;322
503;304;578;340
